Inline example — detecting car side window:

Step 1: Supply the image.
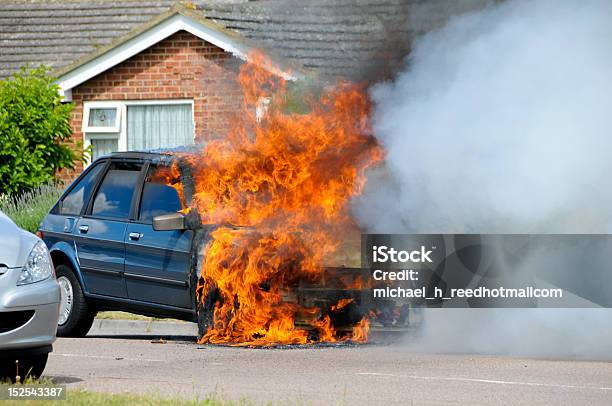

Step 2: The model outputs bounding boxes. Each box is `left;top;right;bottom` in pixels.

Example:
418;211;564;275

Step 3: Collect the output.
138;165;184;223
60;162;105;215
91;161;143;219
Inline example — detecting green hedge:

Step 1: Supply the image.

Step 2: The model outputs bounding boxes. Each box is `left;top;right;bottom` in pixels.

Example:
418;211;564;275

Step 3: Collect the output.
0;66;84;196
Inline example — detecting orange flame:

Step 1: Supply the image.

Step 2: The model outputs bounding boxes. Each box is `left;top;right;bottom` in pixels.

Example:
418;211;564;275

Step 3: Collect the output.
330;298;354;312
148;161;185;206
351;316;370;342
186;51;382;346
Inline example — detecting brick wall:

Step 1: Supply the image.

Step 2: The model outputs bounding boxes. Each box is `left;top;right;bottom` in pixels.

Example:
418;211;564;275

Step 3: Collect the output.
60;30;243;181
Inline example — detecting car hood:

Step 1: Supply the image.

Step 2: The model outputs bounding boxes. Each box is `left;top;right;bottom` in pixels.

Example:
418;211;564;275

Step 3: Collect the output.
0;211;38;268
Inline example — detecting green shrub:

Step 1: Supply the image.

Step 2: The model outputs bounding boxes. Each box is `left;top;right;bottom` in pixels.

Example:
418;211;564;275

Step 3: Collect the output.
0;66;84;196
0;184;63;232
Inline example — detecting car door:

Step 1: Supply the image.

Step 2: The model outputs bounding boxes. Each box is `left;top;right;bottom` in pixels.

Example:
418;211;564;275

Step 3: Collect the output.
75;160;145;298
41;160;107;257
124;162;194;308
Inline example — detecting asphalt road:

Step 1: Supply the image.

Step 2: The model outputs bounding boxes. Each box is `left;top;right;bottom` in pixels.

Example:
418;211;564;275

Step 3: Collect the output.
44;335;612;405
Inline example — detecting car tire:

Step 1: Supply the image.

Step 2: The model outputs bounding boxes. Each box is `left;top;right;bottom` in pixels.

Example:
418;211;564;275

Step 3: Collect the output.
55;264;96;338
196;284;220;339
0;354;48;382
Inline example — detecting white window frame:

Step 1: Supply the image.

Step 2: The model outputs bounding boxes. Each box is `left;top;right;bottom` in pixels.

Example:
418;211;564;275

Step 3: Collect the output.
82;101;122;133
83;99;195;166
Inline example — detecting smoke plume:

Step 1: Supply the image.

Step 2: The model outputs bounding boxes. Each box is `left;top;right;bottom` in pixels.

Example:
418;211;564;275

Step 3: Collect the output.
355;0;612;359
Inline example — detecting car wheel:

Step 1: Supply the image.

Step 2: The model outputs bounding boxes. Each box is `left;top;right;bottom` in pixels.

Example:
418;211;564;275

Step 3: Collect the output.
55;264;96;337
0;354;48;382
196;284;220;339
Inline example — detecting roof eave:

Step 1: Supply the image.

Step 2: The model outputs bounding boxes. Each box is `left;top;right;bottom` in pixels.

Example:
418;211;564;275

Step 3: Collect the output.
55;4;303;101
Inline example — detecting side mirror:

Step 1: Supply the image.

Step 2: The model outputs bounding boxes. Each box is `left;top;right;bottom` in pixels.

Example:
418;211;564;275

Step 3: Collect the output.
153;212;186;231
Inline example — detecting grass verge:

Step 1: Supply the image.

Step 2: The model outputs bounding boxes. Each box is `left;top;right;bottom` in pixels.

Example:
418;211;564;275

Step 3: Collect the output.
2;379;247;405
13;389;244;405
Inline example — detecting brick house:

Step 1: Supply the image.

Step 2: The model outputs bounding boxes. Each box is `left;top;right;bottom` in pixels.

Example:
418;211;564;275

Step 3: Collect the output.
0;0;488;178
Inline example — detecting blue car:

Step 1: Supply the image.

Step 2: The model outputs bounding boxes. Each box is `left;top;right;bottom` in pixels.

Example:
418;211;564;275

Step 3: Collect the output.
39;151;207;337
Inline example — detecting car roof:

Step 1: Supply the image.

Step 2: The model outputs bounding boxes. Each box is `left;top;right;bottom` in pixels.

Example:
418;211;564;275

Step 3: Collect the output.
106;151;172;160
99;145;203;161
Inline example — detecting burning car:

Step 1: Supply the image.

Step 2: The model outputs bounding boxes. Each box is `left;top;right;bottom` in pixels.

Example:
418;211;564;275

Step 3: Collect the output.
39;151;376;345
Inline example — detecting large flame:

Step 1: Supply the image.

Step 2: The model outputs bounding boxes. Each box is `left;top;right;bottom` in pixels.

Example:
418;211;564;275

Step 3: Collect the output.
185;52;382;346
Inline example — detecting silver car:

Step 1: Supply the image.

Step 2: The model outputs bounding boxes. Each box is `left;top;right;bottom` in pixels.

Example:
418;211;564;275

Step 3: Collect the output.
0;211;60;381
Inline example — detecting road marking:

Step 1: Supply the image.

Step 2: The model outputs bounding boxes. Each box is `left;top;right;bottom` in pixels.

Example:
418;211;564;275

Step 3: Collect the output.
51;353;163;362
356;372;612;391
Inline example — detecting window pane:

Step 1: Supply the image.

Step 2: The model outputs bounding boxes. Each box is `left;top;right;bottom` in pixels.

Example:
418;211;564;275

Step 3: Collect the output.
91;138;118;160
91;162;142;219
60;162;105;215
127;104;193;150
88;108;117;127
139;166;183;223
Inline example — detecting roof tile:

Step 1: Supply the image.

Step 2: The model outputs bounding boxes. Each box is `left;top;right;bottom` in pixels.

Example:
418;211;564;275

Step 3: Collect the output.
0;0;490;81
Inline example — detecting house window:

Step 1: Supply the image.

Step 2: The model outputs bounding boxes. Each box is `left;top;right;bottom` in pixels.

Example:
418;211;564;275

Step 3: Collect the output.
127;104;194;150
83;100;195;163
83;103;121;133
90;138;119;159
88;108;117;127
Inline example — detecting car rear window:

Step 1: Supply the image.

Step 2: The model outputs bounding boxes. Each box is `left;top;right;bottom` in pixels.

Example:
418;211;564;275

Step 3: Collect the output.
60;162;105;215
138;165;183;223
91;161;143;219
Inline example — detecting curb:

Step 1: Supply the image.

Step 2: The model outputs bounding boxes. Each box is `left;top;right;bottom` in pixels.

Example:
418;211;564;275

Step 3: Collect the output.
87;319;414;341
88;319;197;337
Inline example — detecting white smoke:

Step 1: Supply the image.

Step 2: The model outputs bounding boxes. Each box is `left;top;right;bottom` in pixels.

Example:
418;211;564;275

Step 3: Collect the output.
411;308;612;360
357;0;612;234
355;0;612;359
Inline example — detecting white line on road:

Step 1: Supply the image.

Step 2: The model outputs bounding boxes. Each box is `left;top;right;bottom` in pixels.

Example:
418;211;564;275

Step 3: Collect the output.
51;353;163;362
357;372;612;391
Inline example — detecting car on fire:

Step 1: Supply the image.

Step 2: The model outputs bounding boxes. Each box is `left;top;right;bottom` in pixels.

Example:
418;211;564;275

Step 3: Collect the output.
0;211;60;381
39;151;406;340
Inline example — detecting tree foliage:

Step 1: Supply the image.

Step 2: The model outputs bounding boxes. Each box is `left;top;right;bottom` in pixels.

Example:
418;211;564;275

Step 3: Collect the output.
0;66;82;195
